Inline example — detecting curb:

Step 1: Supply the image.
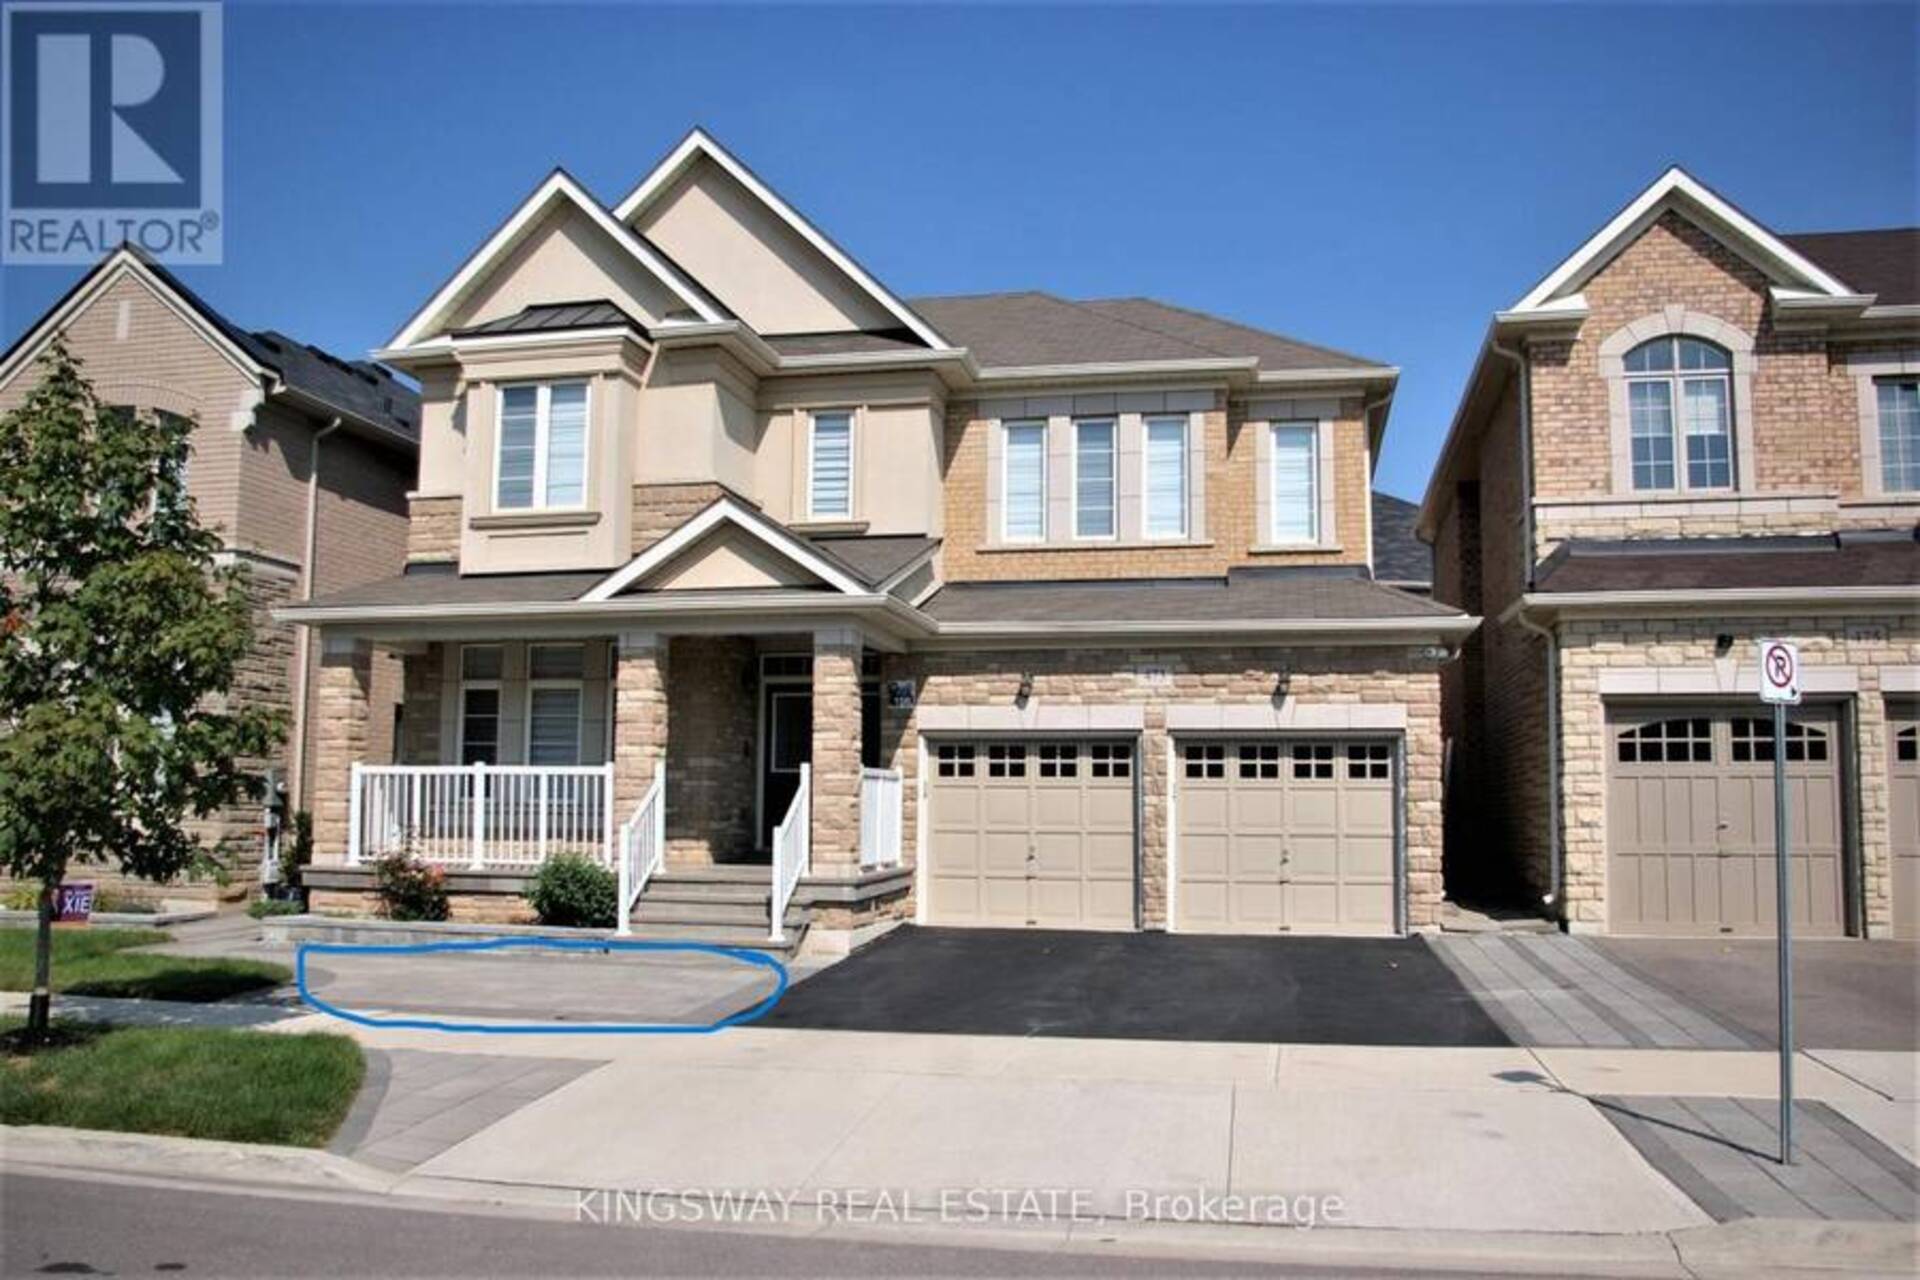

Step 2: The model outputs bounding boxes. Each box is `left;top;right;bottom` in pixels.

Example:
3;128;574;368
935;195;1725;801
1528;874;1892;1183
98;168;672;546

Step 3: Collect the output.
6;1127;1912;1277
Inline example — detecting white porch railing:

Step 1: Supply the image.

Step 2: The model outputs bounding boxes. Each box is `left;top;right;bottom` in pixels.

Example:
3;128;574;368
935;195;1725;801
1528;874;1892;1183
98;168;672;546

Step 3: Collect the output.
349;763;614;870
769;763;810;943
616;764;666;936
859;767;903;869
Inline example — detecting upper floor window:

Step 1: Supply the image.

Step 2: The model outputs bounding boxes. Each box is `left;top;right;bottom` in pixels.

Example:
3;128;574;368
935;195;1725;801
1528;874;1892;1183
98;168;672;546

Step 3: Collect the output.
1876;379;1920;493
1145;415;1188;539
1073;417;1116;539
1002;420;1046;542
1624;337;1732;492
1269;422;1319;544
496;381;587;511
808;410;853;519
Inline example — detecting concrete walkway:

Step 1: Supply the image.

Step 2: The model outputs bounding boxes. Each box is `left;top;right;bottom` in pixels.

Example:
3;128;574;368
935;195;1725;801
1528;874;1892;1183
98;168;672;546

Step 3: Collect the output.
266;1012;1916;1236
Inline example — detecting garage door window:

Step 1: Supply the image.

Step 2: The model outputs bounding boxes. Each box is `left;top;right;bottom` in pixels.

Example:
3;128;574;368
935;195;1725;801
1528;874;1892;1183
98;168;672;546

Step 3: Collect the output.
1089;743;1131;778
1898;727;1917;762
936;744;975;777
1239;744;1281;778
1348;743;1390;779
1185;744;1225;778
1730;717;1830;763
1292;743;1335;778
1616;717;1712;763
987;744;1026;777
1037;744;1077;778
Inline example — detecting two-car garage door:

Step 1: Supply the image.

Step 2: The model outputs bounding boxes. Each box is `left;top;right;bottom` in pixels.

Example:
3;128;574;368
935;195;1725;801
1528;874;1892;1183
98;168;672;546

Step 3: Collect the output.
922;735;1401;936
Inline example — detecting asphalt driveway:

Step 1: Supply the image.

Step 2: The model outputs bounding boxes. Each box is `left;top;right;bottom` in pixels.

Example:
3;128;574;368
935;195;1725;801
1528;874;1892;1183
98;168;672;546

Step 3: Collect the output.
1594;937;1919;1051
763;926;1510;1045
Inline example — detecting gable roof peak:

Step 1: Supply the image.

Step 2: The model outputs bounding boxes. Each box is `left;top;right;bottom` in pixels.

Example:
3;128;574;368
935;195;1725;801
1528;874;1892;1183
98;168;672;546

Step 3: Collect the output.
1506;165;1857;317
614;128;951;350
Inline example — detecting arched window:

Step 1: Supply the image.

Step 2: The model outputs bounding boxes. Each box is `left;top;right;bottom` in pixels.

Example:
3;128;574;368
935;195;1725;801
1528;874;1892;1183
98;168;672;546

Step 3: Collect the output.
1624;336;1734;492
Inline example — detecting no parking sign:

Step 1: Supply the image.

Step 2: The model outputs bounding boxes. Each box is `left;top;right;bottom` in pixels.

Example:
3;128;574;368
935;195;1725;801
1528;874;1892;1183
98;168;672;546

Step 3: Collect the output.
1758;638;1801;705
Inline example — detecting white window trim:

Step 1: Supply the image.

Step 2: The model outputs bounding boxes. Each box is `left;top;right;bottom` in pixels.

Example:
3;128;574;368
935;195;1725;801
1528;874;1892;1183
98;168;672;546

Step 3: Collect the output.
492;380;591;514
457;644;505;765
1143;413;1190;541
805;408;857;521
1850;348;1920;500
1268;421;1321;546
1599;311;1755;496
1000;418;1048;544
1071;417;1118;541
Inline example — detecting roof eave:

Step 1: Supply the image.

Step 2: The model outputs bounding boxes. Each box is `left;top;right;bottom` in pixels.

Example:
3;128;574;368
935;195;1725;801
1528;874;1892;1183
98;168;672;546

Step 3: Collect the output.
1511;585;1919;622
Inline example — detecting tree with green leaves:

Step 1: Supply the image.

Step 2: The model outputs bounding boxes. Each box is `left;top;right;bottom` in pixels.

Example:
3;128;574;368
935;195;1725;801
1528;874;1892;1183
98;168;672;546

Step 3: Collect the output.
0;337;281;1036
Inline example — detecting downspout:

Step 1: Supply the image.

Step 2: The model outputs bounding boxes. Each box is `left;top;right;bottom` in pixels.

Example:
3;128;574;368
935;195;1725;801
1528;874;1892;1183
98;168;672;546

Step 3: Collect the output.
1487;334;1560;914
288;417;342;812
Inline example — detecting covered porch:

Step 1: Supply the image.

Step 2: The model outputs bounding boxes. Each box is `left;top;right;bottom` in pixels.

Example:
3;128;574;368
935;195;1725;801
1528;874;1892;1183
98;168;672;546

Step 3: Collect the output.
308;627;908;941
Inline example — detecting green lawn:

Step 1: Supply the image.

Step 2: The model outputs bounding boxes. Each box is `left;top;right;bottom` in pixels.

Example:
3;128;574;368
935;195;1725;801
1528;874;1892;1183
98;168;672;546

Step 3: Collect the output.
0;1018;364;1146
0;927;290;1002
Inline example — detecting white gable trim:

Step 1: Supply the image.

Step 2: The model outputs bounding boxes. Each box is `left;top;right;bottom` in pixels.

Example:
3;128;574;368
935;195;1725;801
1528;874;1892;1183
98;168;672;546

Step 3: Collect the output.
1508;167;1855;315
385;170;724;351
0;248;266;391
580;496;870;602
613;129;951;351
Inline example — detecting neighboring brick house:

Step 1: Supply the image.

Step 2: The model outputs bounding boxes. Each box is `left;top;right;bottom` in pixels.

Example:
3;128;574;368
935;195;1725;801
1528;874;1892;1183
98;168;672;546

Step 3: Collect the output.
0;248;419;902
281;130;1473;950
1422;168;1919;939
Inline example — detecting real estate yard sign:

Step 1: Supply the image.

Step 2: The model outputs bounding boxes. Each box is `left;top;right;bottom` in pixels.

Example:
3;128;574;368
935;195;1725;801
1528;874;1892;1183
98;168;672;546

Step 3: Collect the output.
53;881;94;923
1757;638;1799;1166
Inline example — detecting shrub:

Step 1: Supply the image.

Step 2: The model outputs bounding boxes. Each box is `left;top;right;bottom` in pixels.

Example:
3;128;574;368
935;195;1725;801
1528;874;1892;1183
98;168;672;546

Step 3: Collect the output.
371;851;448;922
279;810;313;889
524;855;617;928
246;898;303;920
2;886;37;912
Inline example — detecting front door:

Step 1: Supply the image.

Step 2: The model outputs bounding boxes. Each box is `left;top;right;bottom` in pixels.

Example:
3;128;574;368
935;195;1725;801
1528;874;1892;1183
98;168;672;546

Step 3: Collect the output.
761;686;812;849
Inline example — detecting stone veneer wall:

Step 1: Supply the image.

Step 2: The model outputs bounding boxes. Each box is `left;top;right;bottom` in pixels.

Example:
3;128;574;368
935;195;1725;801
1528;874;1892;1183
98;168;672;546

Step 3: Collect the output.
308;640;373;866
810;632;865;874
407;495;460;564
1555;612;1919;935
632;482;734;554
879;646;1447;929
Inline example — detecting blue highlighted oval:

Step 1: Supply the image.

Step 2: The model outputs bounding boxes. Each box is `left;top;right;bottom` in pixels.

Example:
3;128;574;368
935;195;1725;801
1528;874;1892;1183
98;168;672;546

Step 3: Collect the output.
295;937;788;1035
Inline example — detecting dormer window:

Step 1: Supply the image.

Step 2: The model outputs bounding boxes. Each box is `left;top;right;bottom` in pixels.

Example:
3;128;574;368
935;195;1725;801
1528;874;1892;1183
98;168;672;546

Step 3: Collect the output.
1624;336;1733;492
495;380;588;511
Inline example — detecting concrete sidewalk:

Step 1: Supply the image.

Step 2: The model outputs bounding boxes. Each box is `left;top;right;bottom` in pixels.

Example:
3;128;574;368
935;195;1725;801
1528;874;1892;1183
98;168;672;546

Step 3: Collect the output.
278;1016;1914;1236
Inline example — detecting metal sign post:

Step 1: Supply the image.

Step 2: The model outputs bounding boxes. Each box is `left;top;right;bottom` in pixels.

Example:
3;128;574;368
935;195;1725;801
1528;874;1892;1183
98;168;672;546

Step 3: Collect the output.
1758;638;1801;1165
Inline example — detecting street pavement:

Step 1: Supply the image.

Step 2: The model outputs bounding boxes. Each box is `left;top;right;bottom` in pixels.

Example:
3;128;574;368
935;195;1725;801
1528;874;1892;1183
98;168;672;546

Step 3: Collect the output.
6;1171;1545;1279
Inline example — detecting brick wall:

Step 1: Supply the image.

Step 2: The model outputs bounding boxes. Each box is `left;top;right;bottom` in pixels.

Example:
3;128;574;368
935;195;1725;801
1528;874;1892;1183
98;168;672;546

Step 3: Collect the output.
884;645;1447;929
663;635;757;864
1556;613;1918;934
1525;209;1906;553
938;391;1373;581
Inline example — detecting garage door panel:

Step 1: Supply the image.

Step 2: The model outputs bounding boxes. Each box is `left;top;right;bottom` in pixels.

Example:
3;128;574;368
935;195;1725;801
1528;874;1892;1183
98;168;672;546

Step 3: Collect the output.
1608;707;1844;937
926;740;1138;931
1175;738;1399;936
1892;716;1918;939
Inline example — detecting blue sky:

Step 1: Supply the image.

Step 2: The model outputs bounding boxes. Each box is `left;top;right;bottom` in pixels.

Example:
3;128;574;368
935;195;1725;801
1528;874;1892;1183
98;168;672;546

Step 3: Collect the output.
3;1;1914;501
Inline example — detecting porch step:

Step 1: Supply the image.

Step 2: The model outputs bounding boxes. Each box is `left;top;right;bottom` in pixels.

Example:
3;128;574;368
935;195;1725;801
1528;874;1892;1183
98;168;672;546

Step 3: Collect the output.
640;882;773;907
630;898;808;929
616;919;809;956
655;864;772;884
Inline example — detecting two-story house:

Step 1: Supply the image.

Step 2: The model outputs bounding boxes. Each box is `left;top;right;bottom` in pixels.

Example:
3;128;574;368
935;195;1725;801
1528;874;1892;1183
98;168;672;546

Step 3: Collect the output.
1423;169;1919;940
283;129;1475;952
0;247;419;901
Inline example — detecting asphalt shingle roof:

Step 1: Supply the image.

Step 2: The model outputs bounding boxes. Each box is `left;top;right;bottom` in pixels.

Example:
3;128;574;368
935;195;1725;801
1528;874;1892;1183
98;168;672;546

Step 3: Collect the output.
920;567;1458;625
906;292;1384;373
1371;492;1431;587
1783;229;1920;307
1534;532;1920;594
